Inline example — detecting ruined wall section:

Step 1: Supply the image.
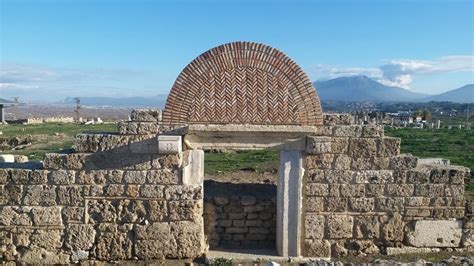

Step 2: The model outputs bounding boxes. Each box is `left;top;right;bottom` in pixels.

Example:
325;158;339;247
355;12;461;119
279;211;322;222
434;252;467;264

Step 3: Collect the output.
302;114;470;257
0;109;204;263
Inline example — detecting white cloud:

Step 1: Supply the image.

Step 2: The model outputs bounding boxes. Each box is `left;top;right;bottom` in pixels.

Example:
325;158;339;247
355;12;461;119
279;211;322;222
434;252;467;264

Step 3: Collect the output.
314;55;474;88
0;83;39;90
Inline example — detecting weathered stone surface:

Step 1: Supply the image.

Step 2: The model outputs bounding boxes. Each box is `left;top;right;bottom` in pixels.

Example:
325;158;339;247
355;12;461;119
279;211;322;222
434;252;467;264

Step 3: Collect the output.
378;137;400;157
306;184;329;196
385;247;441;255
354;216;380;239
0;206;32;226
10;169;29;184
306;197;324;212
389;154;418;170
354;170;393;183
325;197;347;212
349;138;378;158
165;185;202;200
140;185;164;198
349;198;374;212
148;200;168;222
306;136;332;154
406;220;463;247
135;223;176;259
29;170;48;184
65;224;96;250
331;137;349;154
147;170;179;184
305;214;324;239
20;249;70;264
304;239;331;257
57;185;84;206
333;125;362;137
305;154;334;169
170;219;204;258
31;206;62;226
93;224;133;261
50;170;75;184
339;184;365;197
327;215;353;239
131;109;162;122
30;229;62;251
123;170;147;184
386;184;414;197
4;184;23;204
62;207;85;222
381;213;404;242
332;155;351;170
375;197;404;212
87;200;117;223
23;185;56;206
169;200;202;221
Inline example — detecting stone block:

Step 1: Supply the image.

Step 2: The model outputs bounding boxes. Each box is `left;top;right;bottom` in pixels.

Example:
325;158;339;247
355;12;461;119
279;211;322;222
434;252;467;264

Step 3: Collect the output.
333;125;362;137
306;136;332;154
429;167;450;183
140;185;164;198
57;185;84;206
354;216;380;239
0;206;32;226
104;184;125;196
362;125;384;137
169;200;202;221
31;206;62;226
366;184;384;197
170;219;204;258
445;185;464;198
65;224;96;250
406;168;430;183
406;220;463;247
147;170;179;184
214;196;229;206
153;154;182;169
406;197;430;207
62;207;85;222
305;214;325;239
148;200;168;222
131;109;162;122
305;169;325;183
331;137;349;154
323;114;354;126
349;198;374;212
305;197;324;212
351;157;373;170
305;184;329;196
29;170;48;184
4;184;23;204
386;184;415;197
23;185;57;206
240;195;257;206
20;249;70;264
304;239;331;258
327;215;353;239
332;154;351;170
381;213;404;242
340;184;365;197
165;185;202;200
378;137;400;157
386;247;440;255
77;170;107;184
354;170;393;183
349;138;378;158
30;229;62;251
10;169;29;184
415;184;445;197
375;197;404;212
0;168;9;184
389;154;418;170
304;154;334;169
123;170;147;184
87;200;117;223
93;225;133;261
107;170;124;183
325;197;347;212
50;170;75;184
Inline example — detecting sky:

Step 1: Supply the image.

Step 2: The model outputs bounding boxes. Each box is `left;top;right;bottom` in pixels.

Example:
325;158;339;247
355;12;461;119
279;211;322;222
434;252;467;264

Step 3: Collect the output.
0;0;473;102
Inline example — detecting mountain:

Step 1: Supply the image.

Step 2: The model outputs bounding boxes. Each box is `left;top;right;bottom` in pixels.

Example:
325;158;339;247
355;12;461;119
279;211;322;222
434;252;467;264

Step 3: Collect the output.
60;95;168;108
314;76;428;102
0;98;14;104
421;84;474;103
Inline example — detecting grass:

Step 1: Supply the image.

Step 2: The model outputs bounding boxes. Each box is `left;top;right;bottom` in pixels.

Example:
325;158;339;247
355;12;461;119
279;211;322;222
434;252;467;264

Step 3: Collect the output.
204;150;278;175
0;123;117;160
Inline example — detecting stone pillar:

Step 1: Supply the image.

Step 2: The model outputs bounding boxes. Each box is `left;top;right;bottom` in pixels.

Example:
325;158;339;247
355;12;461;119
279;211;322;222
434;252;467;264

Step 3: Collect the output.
0;104;4;124
277;150;303;257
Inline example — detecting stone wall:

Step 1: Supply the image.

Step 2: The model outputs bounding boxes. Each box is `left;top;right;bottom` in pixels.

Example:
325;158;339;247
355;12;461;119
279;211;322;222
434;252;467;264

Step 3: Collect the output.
0;109;205;263
203;180;276;249
302;114;471;258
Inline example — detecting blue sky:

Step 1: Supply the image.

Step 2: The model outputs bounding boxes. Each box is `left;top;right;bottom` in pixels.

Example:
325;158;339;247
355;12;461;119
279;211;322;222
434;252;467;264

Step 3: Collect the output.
1;0;473;102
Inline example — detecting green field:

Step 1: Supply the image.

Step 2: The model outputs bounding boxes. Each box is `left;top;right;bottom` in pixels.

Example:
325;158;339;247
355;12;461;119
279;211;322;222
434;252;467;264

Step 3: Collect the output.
0;123;117;160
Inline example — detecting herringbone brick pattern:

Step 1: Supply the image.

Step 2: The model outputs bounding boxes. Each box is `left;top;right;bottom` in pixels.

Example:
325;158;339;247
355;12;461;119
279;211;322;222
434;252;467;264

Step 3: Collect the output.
163;41;323;125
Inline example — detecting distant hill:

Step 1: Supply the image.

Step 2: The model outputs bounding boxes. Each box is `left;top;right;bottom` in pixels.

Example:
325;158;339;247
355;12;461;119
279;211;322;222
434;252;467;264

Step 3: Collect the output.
314;76;428;102
421;84;474;103
61;95;168;108
0;98;14;104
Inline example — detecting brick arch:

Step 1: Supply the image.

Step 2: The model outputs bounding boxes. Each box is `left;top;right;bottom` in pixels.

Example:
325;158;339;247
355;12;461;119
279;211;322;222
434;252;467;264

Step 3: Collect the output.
162;41;323;125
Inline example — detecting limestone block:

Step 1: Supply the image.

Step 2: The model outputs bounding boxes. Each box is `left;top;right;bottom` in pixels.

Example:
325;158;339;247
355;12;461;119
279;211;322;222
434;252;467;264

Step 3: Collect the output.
305;169;325;183
406;168;430;183
304;154;334;169
31;206;62;226
325;197;347;212
349;198;374;212
77;170;107;184
71;250;89;263
405;197;430;207
339;184;365;197
50;170;76;184
406;220;463;247
170;219;205;258
389;154;418;170
0;169;8;184
306;136;332;154
20;249;70;264
43;153;67;169
305;214;325;239
332;154;351;170
169;200;202;221
325;170;354;183
116;200;147;224
4;184;22;204
415;184;445;197
327;215;353;239
30;229;62;251
375;197;404;212
0;206;32;226
354;170;393;183
351;157;373;170
386;247;440;255
305;197;324;212
349;138;378;158
372;157;390;170
323;113;354;126
64;153;87;169
386;184;415;197
148;200;168;222
378;137;400;157
445;185;464;198
87;200;117;223
165;185;202;201
240;195;257;206
331;137;349;154
107;170;124;183
305;184;329;196
62;207;85;222
10;169;29;184
57;185;84;206
366;184;385;197
304;239;331;258
147;170;179;184
23;185;57;206
123;170;147;184
29;170;48;184
65;224;96;250
93;225;133;261
362;125;384;137
333;125;362;137
152;154;182;169
140;185;164;198
354;216;380;239
214;196;229;206
131;109;162;122
381;213;404;242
